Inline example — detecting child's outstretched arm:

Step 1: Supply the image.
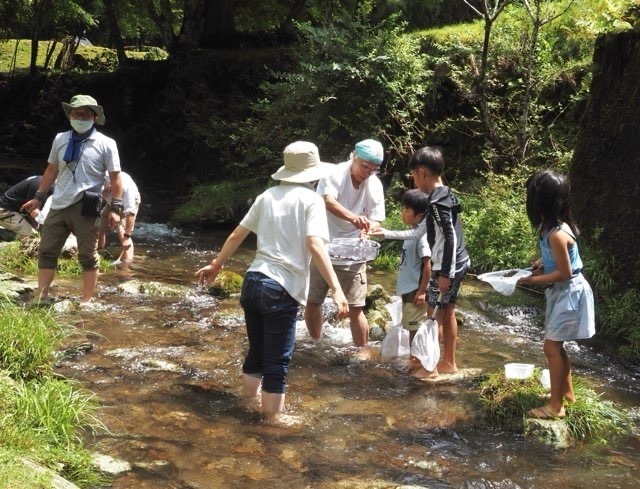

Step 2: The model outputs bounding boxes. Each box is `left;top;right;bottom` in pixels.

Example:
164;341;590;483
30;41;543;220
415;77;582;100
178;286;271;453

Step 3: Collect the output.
369;219;426;240
519;230;573;285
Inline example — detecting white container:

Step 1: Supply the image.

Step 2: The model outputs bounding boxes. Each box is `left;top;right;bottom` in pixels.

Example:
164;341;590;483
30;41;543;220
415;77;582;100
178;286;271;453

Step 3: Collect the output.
504;363;535;379
540;368;551;389
327;238;380;262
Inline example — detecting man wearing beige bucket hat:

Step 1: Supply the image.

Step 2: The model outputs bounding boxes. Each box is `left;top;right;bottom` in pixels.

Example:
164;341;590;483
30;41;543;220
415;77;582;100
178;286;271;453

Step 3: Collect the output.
21;94;123;306
196;141;348;426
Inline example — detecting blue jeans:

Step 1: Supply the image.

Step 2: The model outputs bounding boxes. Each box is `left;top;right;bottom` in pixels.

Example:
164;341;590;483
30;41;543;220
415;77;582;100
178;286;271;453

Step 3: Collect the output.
239;271;299;394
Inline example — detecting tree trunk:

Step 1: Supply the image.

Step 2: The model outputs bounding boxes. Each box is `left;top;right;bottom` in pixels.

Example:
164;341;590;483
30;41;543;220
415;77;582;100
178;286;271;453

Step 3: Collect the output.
103;0;128;68
278;0;307;38
53;35;78;70
570;30;640;290
43;39;57;70
29;0;51;76
138;0;177;51
179;0;236;48
179;0;206;47
200;0;236;47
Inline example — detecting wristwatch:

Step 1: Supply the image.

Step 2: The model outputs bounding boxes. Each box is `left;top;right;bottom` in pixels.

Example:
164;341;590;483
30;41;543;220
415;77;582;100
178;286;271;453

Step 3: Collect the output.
110;202;124;215
123;233;132;238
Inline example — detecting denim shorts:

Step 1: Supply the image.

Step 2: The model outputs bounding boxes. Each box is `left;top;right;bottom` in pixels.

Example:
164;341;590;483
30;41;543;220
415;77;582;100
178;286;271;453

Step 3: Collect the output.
239;271;300;394
427;259;470;307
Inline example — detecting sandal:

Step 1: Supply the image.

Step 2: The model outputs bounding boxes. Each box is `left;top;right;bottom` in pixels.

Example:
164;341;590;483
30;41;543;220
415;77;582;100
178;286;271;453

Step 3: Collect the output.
527;405;565;419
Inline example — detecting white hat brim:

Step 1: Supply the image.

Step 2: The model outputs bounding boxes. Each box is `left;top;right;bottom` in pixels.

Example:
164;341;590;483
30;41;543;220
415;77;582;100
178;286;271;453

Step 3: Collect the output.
271;162;334;183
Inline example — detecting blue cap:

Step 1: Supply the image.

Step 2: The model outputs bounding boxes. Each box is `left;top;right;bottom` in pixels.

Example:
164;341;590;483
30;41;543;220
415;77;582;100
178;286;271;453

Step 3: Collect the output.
354;139;383;165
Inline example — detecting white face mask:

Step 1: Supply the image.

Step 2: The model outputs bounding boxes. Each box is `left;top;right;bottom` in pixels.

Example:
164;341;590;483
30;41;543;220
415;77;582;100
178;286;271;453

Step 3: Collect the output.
70;119;94;134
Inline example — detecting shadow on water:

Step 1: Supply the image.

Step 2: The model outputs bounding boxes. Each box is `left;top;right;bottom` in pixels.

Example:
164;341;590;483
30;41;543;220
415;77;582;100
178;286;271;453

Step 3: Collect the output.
46;223;640;489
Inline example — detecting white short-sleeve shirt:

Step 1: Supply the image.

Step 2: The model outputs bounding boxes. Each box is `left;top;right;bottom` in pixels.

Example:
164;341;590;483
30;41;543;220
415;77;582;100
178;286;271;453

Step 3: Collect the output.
316;161;385;240
103;171;140;215
240;182;330;305
397;233;431;296
47;130;121;210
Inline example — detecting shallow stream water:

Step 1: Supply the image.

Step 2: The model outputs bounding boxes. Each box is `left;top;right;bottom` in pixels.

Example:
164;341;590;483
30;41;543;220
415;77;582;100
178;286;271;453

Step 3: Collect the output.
44;221;640;489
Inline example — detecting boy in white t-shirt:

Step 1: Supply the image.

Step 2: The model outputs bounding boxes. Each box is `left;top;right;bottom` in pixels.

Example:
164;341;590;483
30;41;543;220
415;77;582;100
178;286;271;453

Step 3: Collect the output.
374;189;436;378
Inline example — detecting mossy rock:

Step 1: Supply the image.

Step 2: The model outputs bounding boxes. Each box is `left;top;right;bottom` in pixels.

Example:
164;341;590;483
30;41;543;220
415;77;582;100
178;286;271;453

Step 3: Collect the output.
207;271;244;298
117;280;191;297
0;271;36;300
364;284;393;329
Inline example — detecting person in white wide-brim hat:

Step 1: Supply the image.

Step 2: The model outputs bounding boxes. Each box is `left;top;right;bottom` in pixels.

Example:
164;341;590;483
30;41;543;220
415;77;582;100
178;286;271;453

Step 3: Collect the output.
196;141;348;427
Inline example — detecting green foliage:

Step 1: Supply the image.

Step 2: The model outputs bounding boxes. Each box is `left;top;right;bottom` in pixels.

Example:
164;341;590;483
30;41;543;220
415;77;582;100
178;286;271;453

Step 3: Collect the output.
0;39;57;73
13;378;102;448
237;13;431;175
0;241;38;274
461;171;536;272
0;303;103;486
565;379;632;443
371;246;401;270
0;39;165;73
371;189;407;270
479;371;631;442
0;240;111;276
577;228;640;360
416;0;634;176
72;45;119;72
479;370;547;432
0;449;50;488
0;304;70;379
0;375;103;486
172;179;261;225
143;46;169;61
580;227;615;299
595;289;640;359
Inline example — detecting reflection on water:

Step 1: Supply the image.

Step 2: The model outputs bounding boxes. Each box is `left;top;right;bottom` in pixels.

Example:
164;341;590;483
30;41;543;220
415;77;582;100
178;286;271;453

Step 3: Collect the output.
49;224;640;488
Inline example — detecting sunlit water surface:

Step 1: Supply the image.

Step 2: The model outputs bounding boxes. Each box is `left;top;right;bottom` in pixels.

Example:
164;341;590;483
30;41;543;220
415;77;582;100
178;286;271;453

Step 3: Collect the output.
46;222;639;489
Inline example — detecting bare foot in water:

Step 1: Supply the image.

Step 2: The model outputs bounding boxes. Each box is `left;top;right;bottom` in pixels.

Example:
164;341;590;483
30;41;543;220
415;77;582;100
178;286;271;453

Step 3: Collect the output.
264;413;303;427
354;347;372;361
436;361;458;374
411;367;439;379
242;397;262;413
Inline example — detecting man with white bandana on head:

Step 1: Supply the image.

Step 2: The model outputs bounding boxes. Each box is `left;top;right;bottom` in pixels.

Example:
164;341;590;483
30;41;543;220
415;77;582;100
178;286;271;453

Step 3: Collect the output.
22;94;123;305
304;139;386;356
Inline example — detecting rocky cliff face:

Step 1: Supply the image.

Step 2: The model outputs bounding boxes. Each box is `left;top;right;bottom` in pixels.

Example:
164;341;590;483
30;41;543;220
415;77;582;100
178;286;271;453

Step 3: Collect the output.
570;29;640;290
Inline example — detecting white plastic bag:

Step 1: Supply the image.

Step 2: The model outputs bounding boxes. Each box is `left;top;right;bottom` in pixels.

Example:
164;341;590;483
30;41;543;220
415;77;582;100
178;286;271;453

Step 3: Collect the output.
380;324;410;359
385;296;402;326
411;317;440;371
380;296;410;359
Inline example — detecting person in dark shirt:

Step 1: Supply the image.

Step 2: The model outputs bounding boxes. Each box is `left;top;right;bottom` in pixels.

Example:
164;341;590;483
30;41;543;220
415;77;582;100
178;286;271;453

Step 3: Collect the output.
408;147;470;374
0;176;52;238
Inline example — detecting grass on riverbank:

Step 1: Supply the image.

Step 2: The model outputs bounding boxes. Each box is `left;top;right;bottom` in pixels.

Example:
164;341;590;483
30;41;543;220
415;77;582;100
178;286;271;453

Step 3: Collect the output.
479;371;632;443
0;239;111;276
172;178;260;226
0;303;104;487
